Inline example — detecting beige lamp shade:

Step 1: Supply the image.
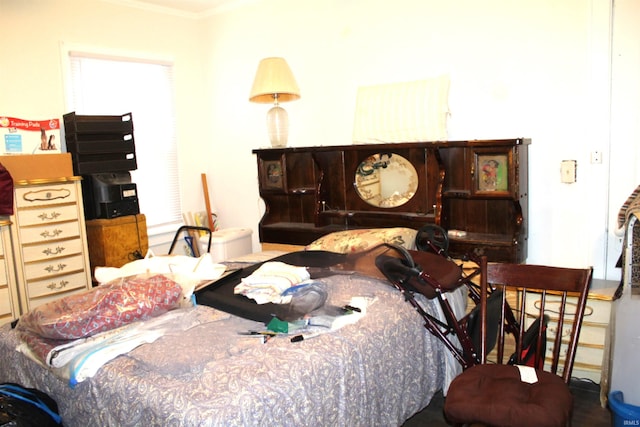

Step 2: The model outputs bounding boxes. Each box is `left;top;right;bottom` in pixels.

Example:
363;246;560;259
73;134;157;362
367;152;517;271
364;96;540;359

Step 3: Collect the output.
249;57;301;103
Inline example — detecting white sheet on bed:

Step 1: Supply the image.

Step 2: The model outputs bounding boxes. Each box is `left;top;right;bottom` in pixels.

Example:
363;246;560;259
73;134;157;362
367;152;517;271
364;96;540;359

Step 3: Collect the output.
0;273;466;427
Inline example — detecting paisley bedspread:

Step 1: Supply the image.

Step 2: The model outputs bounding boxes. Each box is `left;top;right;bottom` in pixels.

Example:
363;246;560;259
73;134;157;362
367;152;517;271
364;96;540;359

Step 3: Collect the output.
0;273;465;427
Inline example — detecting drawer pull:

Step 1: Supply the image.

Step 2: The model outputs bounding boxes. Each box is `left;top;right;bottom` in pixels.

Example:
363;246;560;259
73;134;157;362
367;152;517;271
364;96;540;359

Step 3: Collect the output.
42;246;66;256
533;300;594;317
40;229;63;239
22;188;71;203
37;211;62;222
546;325;572;338
47;279;69;291
44;263;67;274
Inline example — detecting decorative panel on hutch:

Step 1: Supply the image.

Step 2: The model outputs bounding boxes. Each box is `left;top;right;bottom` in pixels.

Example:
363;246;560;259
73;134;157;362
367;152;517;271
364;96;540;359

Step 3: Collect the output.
438;139;529;262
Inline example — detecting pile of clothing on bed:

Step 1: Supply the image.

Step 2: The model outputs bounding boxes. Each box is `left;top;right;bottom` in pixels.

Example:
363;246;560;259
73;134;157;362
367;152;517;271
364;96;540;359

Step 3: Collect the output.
11;251;370;387
12;252;233;387
15;274;201;387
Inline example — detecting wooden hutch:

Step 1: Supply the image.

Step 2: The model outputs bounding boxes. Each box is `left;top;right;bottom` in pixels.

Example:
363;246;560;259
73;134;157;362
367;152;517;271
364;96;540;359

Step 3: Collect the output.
253;138;529;263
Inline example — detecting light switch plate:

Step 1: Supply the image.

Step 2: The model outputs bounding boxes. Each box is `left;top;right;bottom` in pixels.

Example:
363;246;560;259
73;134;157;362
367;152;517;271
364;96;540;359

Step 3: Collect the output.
561;160;577;183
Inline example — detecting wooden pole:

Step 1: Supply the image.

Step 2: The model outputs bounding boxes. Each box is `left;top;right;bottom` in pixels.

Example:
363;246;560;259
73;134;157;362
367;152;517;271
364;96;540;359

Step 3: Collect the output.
201;173;215;231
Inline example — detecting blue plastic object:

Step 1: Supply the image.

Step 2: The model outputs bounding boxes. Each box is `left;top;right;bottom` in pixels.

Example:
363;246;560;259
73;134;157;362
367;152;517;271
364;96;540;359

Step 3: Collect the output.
610;390;640;427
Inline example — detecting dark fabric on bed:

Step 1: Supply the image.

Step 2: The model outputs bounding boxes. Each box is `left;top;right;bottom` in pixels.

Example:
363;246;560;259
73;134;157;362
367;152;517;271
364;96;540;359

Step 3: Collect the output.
272;250;349;267
196;263;278;323
444;364;573;427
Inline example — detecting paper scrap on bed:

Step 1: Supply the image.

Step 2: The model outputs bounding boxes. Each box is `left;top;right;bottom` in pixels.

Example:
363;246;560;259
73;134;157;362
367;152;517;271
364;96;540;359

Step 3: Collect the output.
352;75;450;144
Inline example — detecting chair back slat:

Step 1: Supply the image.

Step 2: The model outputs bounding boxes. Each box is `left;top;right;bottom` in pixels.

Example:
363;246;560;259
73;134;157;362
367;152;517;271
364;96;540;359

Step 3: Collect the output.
481;259;593;383
497;291;507;364
549;292;565;375
511;289;523;365
534;290;546;370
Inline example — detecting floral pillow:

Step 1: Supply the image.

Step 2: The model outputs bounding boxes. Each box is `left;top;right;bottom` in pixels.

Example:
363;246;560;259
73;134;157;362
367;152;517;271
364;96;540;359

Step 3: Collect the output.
305;227;417;254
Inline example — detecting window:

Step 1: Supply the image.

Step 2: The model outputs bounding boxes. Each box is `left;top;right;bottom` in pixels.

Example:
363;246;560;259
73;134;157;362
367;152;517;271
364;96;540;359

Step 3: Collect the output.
66;51;181;229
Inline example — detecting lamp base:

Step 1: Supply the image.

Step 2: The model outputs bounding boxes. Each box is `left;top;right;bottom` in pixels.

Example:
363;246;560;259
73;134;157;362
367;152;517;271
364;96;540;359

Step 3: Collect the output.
267;105;289;148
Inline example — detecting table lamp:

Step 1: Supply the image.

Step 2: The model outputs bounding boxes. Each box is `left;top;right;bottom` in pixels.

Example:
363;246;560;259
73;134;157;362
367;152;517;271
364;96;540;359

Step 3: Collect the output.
249;57;300;147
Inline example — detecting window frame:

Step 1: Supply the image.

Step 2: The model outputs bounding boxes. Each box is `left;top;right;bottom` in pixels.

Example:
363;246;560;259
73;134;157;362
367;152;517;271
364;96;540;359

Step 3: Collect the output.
60;42;182;236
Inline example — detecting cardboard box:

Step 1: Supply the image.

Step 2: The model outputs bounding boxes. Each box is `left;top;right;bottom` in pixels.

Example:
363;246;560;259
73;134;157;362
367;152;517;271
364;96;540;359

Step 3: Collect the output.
86;214;148;274
1;117;61;154
0;153;73;181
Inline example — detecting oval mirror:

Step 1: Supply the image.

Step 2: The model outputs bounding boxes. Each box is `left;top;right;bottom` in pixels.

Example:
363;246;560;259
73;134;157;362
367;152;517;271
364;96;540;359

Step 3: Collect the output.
354;153;418;208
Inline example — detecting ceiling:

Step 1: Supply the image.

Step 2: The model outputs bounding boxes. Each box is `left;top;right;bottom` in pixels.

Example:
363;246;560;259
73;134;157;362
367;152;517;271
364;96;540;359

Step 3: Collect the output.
116;0;246;15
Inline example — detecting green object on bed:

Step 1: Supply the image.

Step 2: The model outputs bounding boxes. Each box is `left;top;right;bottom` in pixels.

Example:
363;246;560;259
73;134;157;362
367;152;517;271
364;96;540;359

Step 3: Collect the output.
266;317;308;334
266;317;289;333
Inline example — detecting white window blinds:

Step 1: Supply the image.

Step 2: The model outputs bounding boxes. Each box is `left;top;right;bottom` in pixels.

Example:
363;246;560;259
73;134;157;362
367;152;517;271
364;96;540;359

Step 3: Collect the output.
67;53;181;228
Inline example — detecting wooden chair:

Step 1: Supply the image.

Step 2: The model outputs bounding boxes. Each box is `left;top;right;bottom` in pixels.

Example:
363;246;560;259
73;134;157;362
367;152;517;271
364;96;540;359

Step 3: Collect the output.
444;257;593;427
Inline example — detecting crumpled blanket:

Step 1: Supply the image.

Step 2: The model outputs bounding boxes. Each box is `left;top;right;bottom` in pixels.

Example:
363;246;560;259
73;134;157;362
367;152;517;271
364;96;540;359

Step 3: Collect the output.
618;184;640;229
16;307;229;387
234;261;311;304
13;273;225;387
615;186;640;270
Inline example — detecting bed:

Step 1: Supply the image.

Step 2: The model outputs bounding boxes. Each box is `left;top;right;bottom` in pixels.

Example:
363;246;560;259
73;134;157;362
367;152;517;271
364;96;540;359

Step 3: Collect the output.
0;228;467;427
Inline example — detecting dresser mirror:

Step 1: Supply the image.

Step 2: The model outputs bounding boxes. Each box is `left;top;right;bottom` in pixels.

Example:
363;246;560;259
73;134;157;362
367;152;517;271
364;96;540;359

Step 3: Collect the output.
354;152;418;208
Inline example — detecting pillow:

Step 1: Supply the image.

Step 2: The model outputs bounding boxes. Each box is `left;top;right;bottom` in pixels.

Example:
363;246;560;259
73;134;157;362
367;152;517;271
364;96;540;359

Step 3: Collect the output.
18;274;184;340
305;227;417;253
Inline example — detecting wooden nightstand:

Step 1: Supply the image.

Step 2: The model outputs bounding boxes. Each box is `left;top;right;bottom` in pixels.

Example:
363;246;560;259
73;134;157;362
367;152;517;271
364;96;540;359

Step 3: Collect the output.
85;214;148;278
524;278;618;384
573;279;618;383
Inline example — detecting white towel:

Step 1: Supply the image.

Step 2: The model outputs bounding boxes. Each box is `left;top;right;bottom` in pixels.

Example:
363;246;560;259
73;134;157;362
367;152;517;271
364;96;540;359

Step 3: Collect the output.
234;262;310;304
94;252;228;300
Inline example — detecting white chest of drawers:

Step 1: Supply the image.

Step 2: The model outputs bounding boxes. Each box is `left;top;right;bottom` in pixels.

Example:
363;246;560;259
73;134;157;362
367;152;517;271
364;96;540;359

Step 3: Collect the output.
0;219;19;325
523;278;617;384
10;177;92;312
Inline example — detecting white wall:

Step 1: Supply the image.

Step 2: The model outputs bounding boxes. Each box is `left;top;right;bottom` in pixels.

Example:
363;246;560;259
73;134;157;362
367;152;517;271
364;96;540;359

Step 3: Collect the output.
203;0;634;279
1;0;636;280
0;0;212;250
608;0;640;274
